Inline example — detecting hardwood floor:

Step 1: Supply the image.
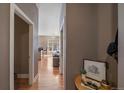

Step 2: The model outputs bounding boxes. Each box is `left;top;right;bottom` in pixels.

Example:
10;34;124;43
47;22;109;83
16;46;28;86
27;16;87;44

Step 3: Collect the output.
15;54;64;90
15;78;29;90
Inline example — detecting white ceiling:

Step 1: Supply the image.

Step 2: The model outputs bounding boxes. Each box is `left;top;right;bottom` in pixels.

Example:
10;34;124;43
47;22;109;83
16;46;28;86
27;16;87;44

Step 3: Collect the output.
38;3;62;36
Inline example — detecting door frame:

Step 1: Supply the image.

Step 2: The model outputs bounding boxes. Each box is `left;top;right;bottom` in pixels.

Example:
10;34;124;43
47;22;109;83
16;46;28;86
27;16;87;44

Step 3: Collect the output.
60;27;63;74
10;3;34;89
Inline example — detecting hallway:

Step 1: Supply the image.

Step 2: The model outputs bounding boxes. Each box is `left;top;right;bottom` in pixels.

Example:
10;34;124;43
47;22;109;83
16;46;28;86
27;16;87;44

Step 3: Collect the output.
36;54;64;90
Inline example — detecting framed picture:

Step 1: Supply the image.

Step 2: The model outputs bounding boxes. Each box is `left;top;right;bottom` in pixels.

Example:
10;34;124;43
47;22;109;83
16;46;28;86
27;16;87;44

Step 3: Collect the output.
83;59;106;82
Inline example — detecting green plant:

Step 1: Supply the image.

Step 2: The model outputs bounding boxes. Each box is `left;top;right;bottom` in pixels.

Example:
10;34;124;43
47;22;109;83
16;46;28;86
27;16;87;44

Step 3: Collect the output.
80;68;87;74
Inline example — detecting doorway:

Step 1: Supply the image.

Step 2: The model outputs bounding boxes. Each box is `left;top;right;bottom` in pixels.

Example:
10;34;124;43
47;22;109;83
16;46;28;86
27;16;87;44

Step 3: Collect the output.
10;4;34;90
38;36;63;89
14;14;29;89
37;3;65;90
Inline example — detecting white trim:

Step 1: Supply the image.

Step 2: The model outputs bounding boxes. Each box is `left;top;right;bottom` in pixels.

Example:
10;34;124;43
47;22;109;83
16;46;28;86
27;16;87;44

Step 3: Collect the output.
60;29;63;74
117;86;121;89
17;74;29;78
10;3;34;89
63;16;66;90
60;18;64;31
118;88;123;90
14;4;33;25
29;25;34;86
10;4;14;90
33;74;39;83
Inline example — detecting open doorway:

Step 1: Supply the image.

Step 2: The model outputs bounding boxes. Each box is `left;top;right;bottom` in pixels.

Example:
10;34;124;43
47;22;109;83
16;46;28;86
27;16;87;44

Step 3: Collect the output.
10;4;34;90
14;14;30;89
38;35;63;89
37;3;64;90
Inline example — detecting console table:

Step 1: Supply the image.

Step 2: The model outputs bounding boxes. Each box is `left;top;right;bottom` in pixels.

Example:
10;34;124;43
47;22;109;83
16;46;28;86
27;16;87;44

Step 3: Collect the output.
74;74;92;90
74;74;111;90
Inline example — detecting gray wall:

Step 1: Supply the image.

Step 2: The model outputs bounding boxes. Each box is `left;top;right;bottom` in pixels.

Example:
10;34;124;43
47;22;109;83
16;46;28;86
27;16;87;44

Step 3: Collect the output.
97;4;118;87
65;3;118;89
118;3;124;89
14;14;29;74
97;4;117;61
0;4;38;89
0;4;10;90
66;4;98;89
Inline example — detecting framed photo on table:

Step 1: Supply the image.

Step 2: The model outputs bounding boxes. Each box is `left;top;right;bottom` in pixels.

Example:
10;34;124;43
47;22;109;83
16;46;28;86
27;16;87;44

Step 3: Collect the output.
83;59;107;82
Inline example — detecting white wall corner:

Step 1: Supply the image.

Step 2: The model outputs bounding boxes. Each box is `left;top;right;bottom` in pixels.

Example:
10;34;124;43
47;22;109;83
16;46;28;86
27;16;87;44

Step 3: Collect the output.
36;4;40;10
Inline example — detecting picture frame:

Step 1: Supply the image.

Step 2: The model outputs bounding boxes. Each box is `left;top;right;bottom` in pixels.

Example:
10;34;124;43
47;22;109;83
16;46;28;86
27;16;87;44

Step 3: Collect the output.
83;59;107;82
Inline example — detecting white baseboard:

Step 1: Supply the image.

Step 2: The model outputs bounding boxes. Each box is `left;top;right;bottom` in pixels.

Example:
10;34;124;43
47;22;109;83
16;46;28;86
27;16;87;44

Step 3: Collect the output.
17;74;29;78
17;73;38;83
33;73;39;83
118;87;123;90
